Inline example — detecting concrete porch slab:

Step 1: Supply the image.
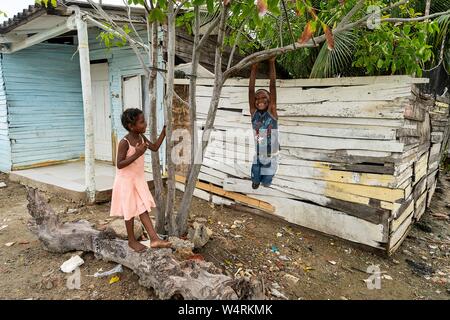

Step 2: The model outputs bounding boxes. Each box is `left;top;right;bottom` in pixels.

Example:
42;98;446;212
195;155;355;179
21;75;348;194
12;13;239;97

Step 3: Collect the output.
9;160;154;203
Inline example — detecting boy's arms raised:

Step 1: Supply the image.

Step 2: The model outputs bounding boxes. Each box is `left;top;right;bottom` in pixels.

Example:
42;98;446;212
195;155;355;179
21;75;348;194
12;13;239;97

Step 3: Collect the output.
269;57;277;119
249;63;258;116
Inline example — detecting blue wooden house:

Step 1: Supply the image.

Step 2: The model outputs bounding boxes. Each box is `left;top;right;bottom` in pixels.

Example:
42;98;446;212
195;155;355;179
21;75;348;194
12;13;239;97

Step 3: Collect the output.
0;1;166;202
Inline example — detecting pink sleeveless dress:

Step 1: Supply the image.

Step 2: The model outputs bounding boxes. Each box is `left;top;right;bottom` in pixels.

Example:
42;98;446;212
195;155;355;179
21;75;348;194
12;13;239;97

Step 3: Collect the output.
110;137;156;221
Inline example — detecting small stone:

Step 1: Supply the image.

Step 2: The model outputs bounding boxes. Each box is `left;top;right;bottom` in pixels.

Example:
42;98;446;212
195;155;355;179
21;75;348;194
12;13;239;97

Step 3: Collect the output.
45;280;53;290
428;245;438;250
392;259;400;264
230;225;237;229
382;275;393;280
223;229;230;234
187;222;213;249
421;256;428;261
195;217;207;223
340;296;348;300
403;249;413;256
0;182;6;188
5;242;15;247
233;220;243;225
328;260;337;265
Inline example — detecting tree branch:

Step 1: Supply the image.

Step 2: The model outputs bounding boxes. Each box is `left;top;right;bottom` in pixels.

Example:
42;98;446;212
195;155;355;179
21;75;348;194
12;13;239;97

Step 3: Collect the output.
196;15;221;52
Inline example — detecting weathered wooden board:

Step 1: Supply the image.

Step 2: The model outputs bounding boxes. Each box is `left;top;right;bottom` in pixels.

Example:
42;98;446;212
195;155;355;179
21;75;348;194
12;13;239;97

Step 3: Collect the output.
250;195;387;248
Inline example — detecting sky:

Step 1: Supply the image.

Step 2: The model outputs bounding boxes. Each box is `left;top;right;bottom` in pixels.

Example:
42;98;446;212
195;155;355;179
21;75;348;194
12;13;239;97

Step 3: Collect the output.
0;0;137;23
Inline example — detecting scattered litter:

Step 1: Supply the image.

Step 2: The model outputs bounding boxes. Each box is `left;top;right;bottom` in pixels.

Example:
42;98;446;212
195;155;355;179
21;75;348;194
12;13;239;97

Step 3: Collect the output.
270;288;288;300
428;245;438;250
5;242;15;247
303;266;314;272
0;182;6;188
223;228;230;234
340;296;348;300
328;260;337;265
279;255;290;261
276;232;283;238
230;225;237;229
392;259;400;265
431;213;449;220
344;248;352;254
271;245;279;253
271;282;281;290
234;235;243;239
60;255;84;273
0;225;8;231
283;274;299;286
436;290;441;294
67;208;79;214
382;275;393;280
421;256;428;261
233;220;243;225
195;217;207;223
93;264;123;278
405;259;434;276
109;275;120;284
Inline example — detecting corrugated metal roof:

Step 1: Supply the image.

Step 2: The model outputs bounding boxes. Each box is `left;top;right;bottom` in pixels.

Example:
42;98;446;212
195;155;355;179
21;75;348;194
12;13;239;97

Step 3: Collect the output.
0;1;147;34
0;3;48;34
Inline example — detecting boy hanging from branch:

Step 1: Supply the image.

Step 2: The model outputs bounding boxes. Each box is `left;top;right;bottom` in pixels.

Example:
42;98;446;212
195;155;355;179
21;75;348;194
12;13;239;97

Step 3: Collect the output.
248;57;280;189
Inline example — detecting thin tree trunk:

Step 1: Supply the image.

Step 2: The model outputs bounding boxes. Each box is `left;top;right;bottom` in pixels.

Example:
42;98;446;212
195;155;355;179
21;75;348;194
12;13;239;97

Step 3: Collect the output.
164;1;177;235
148;20;166;234
187;5;201;178
176;3;229;236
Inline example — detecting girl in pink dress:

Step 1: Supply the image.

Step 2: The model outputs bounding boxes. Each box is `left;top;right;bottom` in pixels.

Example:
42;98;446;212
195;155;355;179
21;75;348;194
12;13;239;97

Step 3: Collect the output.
110;108;171;252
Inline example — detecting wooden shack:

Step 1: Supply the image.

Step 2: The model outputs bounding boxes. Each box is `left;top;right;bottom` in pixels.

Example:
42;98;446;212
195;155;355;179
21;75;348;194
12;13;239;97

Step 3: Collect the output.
174;75;450;254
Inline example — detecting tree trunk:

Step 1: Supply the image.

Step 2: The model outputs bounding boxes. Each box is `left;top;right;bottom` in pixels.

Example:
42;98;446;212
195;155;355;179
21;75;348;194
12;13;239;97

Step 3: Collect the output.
26;188;264;300
148;21;166;234
164;1;177;235
176;3;229;236
187;5;201;178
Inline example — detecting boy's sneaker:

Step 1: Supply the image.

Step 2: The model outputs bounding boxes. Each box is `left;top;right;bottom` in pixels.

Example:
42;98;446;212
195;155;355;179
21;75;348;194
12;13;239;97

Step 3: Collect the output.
252;182;260;189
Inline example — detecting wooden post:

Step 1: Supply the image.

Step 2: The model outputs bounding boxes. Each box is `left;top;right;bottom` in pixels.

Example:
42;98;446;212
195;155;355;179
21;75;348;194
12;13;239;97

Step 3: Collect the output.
74;10;96;203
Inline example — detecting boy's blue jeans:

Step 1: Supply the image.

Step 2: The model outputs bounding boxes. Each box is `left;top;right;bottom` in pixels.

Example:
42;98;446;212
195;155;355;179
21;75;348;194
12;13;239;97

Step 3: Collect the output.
251;155;279;187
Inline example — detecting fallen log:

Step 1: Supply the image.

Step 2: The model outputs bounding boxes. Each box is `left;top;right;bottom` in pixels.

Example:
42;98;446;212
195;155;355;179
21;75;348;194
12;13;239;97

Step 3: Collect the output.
26;188;264;300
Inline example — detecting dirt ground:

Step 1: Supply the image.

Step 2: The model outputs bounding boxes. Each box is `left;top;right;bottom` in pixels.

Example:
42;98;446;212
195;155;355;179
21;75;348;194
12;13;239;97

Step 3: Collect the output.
0;171;449;300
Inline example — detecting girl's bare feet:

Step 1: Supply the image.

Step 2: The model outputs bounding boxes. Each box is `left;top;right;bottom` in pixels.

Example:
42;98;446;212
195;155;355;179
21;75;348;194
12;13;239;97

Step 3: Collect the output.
150;239;172;249
128;240;147;253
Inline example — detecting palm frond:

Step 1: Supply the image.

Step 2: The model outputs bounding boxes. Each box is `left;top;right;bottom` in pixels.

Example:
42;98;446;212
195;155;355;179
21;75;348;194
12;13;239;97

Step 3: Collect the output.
309;30;358;78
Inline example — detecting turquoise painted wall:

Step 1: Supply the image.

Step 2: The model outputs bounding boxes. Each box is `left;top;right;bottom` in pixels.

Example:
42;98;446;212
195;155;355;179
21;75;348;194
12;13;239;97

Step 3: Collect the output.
0;55;11;172
2;43;84;170
0;27;164;172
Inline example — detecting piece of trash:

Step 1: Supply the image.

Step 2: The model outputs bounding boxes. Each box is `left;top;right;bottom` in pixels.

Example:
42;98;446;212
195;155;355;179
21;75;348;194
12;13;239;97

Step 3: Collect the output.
271;245;279;253
276;232;283;238
0;182;6;188
270;288;288;299
328;260;337;265
60;255;84;273
187;254;204;261
93;264;123;278
230;224;237;229
234;235;243;239
109;275;120;284
279;255;290;261
233;220;243;225
382;275;393;280
223;229;230;234
392;259;400;264
5;242;15;247
283;274;300;286
428;245;438;250
303;266;314;272
0;225;8;231
67;208;79;214
405;259;434;276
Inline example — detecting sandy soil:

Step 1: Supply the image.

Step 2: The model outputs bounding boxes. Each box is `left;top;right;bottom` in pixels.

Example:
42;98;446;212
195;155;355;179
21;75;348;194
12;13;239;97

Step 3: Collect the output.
0;172;449;300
